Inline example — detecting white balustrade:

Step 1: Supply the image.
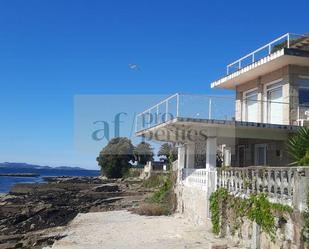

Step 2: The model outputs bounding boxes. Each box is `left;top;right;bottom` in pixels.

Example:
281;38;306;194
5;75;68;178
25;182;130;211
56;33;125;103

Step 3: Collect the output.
181;168;208;187
217;166;309;211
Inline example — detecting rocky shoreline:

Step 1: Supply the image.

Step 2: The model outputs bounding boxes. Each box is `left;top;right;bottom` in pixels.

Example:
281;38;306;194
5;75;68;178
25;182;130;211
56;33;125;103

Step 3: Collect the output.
0;176;151;249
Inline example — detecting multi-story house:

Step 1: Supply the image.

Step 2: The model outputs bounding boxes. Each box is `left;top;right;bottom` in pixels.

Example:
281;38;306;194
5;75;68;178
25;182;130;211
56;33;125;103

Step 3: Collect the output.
135;33;309;249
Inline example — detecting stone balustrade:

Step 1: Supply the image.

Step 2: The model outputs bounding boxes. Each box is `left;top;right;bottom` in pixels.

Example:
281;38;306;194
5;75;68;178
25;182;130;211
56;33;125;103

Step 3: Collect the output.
181;168;208;187
217;166;309;212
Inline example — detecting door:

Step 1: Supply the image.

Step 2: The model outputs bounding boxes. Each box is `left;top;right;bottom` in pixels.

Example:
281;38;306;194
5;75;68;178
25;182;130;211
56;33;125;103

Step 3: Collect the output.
266;84;283;124
244;90;258;122
238;145;245;167
254;144;266;166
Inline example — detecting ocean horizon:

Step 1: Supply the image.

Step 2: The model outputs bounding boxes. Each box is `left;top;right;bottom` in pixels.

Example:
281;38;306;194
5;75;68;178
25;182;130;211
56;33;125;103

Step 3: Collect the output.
0;166;100;193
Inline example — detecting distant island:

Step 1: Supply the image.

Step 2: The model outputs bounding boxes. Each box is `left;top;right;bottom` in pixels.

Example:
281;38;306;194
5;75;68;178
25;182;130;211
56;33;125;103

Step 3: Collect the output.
0;162;89;171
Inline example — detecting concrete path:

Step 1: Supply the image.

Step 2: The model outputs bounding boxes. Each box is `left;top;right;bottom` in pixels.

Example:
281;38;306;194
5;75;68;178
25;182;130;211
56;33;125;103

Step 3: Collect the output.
45;211;242;249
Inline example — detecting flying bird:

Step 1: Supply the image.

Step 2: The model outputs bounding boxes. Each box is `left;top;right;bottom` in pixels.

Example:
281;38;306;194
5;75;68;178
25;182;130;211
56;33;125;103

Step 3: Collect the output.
128;64;140;71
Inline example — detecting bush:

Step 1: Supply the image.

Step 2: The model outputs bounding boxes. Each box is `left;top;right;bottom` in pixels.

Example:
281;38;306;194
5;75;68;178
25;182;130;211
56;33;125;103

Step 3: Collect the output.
142;174;168;188
299;151;309;166
96;137;135;178
287;126;309;165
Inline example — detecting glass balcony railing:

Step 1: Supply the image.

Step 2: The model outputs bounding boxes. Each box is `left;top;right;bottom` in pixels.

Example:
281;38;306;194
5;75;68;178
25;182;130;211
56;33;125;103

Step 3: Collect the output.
135;94;306;133
135;94;235;132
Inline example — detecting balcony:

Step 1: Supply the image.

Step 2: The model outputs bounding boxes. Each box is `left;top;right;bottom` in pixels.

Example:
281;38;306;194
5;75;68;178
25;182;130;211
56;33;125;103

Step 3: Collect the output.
211;33;309;89
135;94;235;132
135;94;303;134
226;33;309;75
297;104;309;126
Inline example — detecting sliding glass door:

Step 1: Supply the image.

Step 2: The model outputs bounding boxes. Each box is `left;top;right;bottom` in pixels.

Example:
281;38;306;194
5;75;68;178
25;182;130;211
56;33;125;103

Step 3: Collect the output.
266;82;283;124
244;90;258;122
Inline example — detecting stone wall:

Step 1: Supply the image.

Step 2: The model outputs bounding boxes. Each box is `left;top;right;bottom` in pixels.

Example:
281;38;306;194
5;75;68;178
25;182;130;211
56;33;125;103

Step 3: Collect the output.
223;213;304;249
175;182;209;225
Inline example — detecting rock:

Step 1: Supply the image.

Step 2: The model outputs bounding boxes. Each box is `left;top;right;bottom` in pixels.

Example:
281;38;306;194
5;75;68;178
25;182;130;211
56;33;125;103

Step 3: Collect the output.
93;184;119;192
0;176;148;249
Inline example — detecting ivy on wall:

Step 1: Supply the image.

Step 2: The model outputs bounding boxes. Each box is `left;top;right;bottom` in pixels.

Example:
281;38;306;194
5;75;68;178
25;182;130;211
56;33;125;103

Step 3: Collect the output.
209;188;293;242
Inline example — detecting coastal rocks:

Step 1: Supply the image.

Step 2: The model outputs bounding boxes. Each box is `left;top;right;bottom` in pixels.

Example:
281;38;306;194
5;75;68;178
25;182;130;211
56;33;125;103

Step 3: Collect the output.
0;176;149;249
92;183;119;192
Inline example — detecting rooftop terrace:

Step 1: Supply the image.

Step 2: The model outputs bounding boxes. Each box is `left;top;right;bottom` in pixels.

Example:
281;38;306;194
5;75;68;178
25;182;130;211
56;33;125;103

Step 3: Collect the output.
211;33;309;89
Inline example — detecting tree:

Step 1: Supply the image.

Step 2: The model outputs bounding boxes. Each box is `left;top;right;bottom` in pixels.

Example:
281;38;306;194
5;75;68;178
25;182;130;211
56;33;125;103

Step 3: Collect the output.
133;141;154;165
158;143;178;162
287;126;309;166
96;137;135;178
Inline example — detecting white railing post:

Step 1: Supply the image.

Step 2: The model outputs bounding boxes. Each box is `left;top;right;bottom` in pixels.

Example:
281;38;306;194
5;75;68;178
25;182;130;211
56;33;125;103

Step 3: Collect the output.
287;33;290;48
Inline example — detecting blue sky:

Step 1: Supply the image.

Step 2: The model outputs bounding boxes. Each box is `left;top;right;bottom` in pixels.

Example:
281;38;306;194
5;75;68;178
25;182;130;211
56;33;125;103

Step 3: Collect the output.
0;0;308;169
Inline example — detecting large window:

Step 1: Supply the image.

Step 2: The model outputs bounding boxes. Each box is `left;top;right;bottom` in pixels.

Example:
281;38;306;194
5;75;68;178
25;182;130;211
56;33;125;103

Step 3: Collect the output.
265;81;283;124
243;89;258;122
299;78;309;105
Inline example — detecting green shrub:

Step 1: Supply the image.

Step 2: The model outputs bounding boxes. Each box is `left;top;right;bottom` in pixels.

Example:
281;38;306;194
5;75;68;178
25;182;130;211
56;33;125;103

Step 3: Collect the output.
142;174;168;188
96;137;135;178
287;126;309;166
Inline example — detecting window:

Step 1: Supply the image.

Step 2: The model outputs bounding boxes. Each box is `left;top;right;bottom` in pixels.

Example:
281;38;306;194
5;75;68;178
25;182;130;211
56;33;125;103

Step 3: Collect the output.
265;81;283;124
243;89;258;122
254;144;267;166
299;78;309;105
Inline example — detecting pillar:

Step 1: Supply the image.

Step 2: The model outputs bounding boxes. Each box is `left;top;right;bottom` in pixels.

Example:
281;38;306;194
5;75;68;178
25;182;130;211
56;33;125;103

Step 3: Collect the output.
177;145;185;170
206;136;217;170
186;143;195;169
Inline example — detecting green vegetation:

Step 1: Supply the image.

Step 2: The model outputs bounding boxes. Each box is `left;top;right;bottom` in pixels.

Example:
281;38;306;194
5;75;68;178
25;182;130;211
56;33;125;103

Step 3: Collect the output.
210;188;292;241
288;126;309;166
133;141;153;165
142;174;169;188
158;143;178;162
96;137;135;178
135;157;176;216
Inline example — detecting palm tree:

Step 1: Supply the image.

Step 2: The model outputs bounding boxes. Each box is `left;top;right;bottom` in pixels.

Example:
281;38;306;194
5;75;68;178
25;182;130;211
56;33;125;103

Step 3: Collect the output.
287;126;309;166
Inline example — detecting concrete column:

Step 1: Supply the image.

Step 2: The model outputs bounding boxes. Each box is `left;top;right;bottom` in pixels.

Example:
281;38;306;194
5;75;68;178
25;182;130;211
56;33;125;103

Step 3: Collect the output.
223;146;231;167
205;131;218;219
186;143;195;169
177;145;185;170
206;137;217;170
293;167;309;212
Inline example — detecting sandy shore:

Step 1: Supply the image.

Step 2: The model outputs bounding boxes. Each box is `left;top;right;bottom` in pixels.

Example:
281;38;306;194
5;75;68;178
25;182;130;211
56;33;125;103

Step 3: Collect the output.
45;211;244;249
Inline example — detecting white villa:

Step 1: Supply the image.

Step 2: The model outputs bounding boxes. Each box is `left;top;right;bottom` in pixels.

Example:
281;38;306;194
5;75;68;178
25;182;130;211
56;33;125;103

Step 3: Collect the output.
136;33;309;249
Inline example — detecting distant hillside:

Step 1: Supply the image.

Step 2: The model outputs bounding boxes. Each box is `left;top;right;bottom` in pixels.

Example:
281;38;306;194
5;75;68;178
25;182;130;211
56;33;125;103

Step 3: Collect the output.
0;162;88;171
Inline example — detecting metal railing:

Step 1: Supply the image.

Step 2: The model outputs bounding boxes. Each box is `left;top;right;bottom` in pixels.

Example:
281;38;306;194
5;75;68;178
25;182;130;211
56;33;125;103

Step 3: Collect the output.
297;104;309;126
135;94;235;132
227;33;309;75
